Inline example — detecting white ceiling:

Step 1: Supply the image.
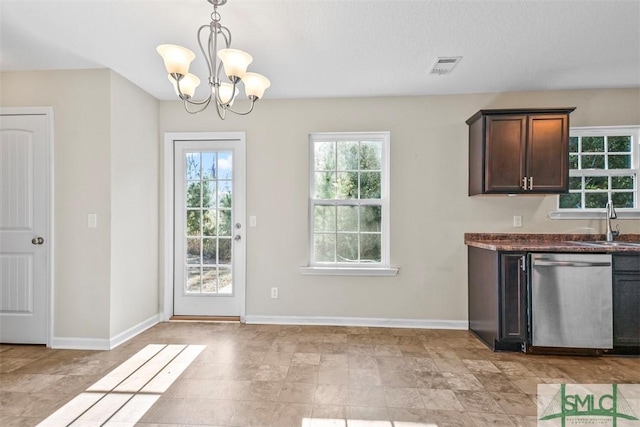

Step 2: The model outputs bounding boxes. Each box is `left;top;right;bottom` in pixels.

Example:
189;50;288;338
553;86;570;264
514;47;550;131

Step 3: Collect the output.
1;0;639;101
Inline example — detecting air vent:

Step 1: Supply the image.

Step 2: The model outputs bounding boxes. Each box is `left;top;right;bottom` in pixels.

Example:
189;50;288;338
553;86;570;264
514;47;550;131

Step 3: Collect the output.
429;56;462;75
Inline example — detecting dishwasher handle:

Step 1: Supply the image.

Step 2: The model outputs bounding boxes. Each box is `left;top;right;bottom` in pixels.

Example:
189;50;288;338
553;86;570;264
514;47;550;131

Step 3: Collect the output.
532;259;612;267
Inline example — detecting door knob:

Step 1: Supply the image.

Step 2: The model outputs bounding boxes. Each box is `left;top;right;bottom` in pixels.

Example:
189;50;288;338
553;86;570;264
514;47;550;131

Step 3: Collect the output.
31;237;44;245
234;235;241;241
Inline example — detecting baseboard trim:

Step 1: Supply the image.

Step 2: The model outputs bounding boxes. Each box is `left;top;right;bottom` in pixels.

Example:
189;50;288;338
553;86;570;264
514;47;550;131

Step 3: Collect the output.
52;314;161;351
51;337;110;351
109;313;161;350
244;315;469;330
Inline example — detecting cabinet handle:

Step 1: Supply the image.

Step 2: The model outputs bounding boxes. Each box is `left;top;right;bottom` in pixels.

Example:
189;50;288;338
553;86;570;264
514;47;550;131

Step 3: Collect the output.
529;177;533;190
522;177;528;190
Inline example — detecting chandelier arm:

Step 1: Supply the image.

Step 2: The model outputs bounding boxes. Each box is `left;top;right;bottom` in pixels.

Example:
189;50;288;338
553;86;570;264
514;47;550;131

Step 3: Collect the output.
197;24;215;78
214;99;227;120
209;13;227;108
219;25;231;48
214;26;231;85
181;94;213;107
168;24;215;105
211;24;223;106
174;75;213;106
211;23;239;108
183;95;213;114
211;23;218;78
223;99;257;116
169;24;215;106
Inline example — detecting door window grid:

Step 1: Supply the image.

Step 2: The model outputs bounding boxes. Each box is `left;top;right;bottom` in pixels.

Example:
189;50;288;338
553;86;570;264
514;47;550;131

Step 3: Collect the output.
309;132;390;267
559;127;639;211
184;151;233;294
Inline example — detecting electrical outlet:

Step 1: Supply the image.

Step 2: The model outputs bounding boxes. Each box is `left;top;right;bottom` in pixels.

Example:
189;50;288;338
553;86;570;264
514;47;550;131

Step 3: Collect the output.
271;287;278;299
513;215;522;228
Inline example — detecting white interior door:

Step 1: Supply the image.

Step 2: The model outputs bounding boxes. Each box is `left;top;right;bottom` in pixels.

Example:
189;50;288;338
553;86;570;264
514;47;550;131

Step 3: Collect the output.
173;138;245;317
0;111;51;344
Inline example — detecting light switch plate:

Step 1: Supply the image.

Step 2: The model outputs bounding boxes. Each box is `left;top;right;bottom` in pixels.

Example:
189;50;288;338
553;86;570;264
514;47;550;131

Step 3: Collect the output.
88;213;97;228
249;216;257;227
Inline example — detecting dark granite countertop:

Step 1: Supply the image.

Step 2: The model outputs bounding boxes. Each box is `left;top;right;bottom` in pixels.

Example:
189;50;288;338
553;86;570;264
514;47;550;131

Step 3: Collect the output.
465;233;640;253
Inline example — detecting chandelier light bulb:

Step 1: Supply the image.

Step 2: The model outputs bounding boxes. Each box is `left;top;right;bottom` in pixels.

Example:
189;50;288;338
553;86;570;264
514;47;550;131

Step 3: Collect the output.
169;73;200;99
242;72;271;100
218;82;239;105
217;48;253;81
157;44;196;76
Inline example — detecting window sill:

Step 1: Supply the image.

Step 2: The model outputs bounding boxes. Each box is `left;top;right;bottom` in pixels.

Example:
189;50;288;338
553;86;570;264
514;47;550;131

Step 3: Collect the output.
299;266;399;277
549;210;640;220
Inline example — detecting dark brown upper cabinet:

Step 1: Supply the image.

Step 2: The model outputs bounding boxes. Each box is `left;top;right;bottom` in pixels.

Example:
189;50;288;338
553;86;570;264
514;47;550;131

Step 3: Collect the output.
467;108;576;195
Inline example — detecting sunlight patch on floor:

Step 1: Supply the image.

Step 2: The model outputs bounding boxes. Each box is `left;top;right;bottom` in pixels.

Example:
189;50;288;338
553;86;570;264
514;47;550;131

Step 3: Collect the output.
36;344;205;427
301;419;438;426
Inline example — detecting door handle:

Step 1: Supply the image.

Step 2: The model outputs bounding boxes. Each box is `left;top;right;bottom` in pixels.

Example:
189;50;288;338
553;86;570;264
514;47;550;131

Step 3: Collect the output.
533;259;611;267
31;237;44;245
234;235;241;241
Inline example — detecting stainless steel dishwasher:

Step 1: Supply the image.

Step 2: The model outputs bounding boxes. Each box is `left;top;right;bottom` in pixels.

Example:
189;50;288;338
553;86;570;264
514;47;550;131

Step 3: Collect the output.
530;253;613;349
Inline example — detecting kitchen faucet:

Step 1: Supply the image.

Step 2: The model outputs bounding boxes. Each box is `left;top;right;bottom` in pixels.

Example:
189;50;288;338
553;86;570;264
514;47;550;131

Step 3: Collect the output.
605;200;619;242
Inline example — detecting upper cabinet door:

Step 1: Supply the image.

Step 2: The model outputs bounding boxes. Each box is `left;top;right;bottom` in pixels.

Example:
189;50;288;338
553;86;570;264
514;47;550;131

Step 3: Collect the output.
467;108;575;196
485;115;527;193
527;114;569;193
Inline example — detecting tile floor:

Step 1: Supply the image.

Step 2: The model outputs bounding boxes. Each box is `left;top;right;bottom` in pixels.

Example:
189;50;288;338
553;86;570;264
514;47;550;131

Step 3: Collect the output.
0;322;639;426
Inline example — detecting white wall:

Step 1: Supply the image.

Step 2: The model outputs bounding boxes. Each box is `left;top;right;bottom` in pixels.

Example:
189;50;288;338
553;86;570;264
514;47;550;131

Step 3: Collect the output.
109;71;159;338
0;69;159;344
159;88;640;324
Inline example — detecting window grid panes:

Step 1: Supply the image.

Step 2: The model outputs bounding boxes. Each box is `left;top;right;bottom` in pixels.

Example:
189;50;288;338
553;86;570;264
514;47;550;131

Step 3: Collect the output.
184;151;233;294
559;129;638;211
310;133;389;267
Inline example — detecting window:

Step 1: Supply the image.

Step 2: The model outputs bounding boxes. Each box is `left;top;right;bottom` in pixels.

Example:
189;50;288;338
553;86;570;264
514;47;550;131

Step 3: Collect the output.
556;126;639;216
302;132;396;276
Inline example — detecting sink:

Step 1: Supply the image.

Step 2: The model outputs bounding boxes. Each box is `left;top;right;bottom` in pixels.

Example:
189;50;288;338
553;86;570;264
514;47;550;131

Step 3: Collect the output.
565;241;640;248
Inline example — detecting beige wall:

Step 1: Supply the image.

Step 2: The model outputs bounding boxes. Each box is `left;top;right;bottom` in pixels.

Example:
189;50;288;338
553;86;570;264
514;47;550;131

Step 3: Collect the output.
1;69;113;339
1;69;159;342
109;72;159;338
2;66;638;338
159;88;640;323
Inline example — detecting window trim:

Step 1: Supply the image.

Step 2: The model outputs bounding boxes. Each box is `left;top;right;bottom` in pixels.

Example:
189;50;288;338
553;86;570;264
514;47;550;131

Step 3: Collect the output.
301;131;397;276
551;125;640;219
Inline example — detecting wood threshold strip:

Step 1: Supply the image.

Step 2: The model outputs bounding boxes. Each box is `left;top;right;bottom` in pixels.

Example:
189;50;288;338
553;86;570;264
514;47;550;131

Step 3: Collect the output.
170;315;241;323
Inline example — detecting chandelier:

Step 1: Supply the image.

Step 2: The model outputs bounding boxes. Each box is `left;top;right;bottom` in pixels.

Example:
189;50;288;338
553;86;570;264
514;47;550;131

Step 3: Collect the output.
157;0;270;119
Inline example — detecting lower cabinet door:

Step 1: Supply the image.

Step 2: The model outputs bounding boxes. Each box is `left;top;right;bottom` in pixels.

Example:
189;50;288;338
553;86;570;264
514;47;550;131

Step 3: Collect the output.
613;274;640;347
500;253;527;342
613;254;640;350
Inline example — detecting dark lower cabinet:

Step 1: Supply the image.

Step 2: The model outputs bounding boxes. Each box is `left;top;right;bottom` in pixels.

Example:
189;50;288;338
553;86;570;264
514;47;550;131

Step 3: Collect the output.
469;247;638;354
612;254;640;353
468;247;526;351
500;253;527;343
